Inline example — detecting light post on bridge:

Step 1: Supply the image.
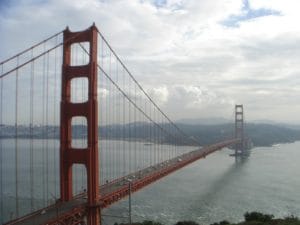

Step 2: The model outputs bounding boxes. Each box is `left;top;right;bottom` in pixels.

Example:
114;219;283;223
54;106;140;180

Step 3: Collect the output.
126;178;133;225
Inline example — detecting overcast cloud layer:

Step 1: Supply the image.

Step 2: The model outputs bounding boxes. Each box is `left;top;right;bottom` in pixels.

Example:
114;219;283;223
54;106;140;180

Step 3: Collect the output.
1;0;300;123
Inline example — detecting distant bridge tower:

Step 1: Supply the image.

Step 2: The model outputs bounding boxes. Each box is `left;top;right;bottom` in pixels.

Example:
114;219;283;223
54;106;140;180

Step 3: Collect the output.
234;104;245;156
60;25;100;225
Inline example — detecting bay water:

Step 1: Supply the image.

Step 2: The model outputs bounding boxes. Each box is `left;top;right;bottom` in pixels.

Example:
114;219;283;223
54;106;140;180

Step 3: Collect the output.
104;142;300;225
1;139;300;224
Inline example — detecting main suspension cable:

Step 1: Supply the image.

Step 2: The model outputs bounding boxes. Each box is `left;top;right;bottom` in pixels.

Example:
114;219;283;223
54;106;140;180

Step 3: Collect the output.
97;30;200;146
0;30;63;65
0;29;86;80
79;43;195;147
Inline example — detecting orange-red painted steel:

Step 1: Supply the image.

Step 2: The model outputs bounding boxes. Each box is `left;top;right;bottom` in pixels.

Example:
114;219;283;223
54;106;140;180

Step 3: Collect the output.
235;104;244;155
60;25;100;225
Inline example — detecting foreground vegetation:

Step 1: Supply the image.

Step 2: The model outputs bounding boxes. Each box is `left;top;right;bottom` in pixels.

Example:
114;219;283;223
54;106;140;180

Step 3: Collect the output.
115;212;300;225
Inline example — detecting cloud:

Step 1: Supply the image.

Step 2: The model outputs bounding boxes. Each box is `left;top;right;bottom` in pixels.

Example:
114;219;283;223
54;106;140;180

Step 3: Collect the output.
1;0;300;123
146;84;234;120
148;86;169;105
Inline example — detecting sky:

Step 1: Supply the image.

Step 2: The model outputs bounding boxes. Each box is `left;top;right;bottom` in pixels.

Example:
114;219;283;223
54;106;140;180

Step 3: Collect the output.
1;0;300;123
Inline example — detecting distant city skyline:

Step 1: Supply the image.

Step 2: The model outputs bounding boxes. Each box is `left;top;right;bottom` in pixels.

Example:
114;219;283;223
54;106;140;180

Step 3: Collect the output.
1;0;300;123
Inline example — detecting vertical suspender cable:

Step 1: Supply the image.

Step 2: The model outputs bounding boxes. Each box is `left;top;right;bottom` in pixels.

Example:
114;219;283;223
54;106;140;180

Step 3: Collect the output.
113;55;117;178
111;53;114;179
122;68;125;176
144;100;146;168
172;124;174;158
153;103;156;164
139;92;142;169
108;49;112;181
167;121;170;160
170;124;172;158
80;45;85;191
30;49;34;211
73;44;78;194
151;103;153;165
160;113;162;162
53;37;58;198
154;108;157;164
171;123;173;158
158;113;160;163
42;43;46;206
157;110;159;163
104;41;109;182
99;41;102;183
116;61;121;177
153;102;156;164
134;80;137;173
109;51;114;180
173;125;175;157
102;38;109;183
81;49;86;191
128;71;131;174
146;101;149;165
0;65;3;224
108;50;112;179
105;42;110;183
149;102;152;165
160;116;162;162
170;123;172;158
15;56;19;218
142;100;144;167
113;53;117;179
149;101;152;166
98;39;103;184
154;105;156;164
45;52;50;204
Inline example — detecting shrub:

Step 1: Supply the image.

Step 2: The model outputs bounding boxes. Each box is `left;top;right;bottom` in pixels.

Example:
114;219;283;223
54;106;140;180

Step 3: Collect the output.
219;221;230;225
210;220;230;225
244;212;274;222
175;221;199;225
142;220;164;225
284;215;299;223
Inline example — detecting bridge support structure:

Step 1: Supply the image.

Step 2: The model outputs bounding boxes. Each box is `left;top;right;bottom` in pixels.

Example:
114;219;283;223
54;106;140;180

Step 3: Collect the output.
60;25;100;225
234;104;245;157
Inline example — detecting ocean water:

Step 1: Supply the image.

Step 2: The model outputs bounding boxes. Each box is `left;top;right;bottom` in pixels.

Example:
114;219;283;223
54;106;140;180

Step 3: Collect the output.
103;142;300;225
0;139;193;223
1;140;300;224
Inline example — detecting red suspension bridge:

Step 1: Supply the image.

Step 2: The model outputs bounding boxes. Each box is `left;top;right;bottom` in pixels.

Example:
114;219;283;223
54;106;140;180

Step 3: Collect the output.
0;24;249;225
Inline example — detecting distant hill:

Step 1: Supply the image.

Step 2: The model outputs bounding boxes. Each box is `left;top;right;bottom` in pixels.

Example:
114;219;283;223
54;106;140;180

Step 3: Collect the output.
250;120;300;130
1;122;300;147
176;117;231;125
245;123;300;146
175;123;300;147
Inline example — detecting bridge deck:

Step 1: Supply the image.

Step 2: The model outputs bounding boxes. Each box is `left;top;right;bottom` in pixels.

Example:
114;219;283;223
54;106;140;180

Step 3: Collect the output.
5;139;238;225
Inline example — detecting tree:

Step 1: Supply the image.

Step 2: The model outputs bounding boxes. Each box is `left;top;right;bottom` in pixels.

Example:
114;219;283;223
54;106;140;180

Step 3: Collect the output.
244;212;274;222
175;221;199;225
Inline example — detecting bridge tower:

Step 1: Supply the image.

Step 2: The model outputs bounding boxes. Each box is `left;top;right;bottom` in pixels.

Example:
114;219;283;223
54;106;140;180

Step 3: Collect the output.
60;25;100;225
235;104;245;156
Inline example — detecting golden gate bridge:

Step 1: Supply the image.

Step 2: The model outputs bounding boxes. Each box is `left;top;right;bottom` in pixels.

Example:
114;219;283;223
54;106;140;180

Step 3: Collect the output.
0;24;249;225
